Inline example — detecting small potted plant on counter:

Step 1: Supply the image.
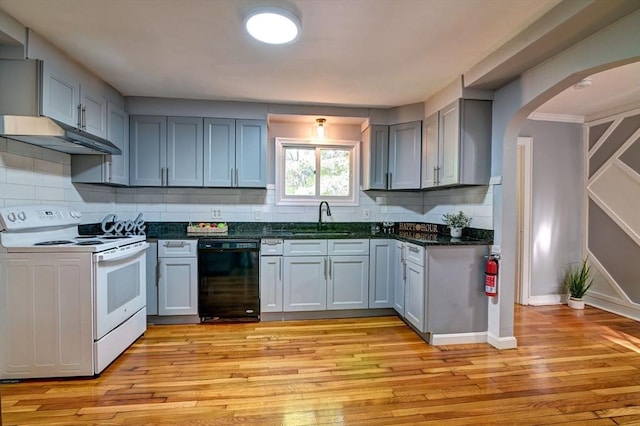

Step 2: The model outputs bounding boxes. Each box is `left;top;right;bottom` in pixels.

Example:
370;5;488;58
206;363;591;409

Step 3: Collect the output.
564;258;593;309
442;210;471;238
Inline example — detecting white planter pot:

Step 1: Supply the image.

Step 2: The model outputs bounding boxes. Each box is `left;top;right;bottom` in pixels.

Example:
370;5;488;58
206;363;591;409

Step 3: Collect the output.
450;227;462;238
568;297;585;309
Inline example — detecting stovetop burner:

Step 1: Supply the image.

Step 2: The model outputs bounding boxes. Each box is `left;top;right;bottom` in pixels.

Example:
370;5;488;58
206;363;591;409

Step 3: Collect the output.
34;240;75;246
76;240;104;246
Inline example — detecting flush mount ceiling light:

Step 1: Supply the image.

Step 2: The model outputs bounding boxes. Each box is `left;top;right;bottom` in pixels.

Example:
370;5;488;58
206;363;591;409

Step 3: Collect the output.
244;7;301;45
573;77;593;90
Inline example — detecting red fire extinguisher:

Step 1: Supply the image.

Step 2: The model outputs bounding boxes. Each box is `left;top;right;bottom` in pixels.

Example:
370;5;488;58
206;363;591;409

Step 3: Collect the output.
485;255;499;297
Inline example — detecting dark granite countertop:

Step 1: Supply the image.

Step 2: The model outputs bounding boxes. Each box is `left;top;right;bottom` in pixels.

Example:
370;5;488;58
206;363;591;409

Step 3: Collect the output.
81;221;492;247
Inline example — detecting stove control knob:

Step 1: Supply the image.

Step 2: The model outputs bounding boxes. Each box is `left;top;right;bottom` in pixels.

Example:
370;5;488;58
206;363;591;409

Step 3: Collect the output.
7;212;17;222
17;211;27;221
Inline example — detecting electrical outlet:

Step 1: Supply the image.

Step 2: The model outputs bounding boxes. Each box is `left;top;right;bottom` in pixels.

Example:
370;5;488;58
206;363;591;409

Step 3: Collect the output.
254;209;262;220
211;209;222;219
363;209;371;219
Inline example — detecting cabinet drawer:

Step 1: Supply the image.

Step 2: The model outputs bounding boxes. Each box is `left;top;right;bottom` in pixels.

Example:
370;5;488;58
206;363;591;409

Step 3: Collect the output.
261;239;284;255
328;239;370;256
284;240;328;256
405;242;424;266
158;240;197;257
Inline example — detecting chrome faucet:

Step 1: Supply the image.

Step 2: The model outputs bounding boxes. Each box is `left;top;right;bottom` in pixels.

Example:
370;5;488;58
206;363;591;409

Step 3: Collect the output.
318;201;332;230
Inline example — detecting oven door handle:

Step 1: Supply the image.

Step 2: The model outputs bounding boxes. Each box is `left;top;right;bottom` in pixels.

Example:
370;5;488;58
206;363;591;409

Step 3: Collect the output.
94;242;149;263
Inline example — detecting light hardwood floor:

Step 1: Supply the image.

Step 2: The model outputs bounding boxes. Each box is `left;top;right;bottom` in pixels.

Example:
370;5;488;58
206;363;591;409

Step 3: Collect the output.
2;305;640;425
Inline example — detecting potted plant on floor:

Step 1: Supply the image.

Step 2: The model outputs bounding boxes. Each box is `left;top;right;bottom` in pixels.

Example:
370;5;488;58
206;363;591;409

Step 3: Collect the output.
442;210;471;238
564;258;593;309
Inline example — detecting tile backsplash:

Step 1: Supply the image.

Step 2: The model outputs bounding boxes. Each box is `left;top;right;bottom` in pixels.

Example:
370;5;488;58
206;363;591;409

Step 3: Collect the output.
0;137;493;229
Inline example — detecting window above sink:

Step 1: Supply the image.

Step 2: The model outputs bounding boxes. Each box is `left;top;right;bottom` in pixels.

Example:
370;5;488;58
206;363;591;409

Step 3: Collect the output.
275;137;360;206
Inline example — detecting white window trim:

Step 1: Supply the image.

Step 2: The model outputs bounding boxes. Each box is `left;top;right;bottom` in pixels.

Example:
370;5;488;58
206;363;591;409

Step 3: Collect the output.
275;137;360;206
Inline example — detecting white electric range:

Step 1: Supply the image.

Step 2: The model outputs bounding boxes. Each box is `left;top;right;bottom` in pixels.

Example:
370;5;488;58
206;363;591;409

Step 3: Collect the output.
0;205;149;379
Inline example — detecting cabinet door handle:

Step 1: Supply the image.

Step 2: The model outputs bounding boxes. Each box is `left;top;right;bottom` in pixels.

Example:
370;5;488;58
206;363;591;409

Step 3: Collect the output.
324;257;327;279
385;172;389;190
436;166;441;185
166;167;170;186
279;258;282;282
77;104;83;128
81;105;87;130
433;166;437;184
164;241;187;248
388;172;392;189
403;262;407;282
235;168;239;187
160;167;165;186
230;168;234;186
408;246;419;254
329;258;332;279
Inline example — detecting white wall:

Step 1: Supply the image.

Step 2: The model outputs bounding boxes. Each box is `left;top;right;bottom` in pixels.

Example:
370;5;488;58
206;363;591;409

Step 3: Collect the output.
0;137;116;223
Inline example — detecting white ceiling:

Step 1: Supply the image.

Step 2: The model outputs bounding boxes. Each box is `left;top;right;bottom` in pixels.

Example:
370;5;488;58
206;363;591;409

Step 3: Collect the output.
534;61;640;120
0;0;562;109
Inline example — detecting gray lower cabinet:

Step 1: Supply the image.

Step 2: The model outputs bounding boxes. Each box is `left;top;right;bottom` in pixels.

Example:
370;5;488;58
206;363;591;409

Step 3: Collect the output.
393;241;406;315
129;115;203;187
396;243;488;335
204;118;267;188
369;239;395;308
283;256;327;311
403;243;425;331
281;239;369;312
260;239;284;313
327;255;369;310
157;240;198;316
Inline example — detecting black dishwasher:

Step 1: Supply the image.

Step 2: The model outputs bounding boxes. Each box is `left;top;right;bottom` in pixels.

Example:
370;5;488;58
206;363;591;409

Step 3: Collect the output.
198;239;260;322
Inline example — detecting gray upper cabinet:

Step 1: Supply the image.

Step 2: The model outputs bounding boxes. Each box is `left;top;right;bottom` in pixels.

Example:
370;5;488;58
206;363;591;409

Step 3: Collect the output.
167;116;204;186
421;112;439;188
204;118;267;188
236;119;267;188
130;116;203;187
388;121;422;189
41;61;107;139
71;102;129;185
129;115;167;186
422;99;492;189
362;125;389;190
204;118;235;187
107;103;130;186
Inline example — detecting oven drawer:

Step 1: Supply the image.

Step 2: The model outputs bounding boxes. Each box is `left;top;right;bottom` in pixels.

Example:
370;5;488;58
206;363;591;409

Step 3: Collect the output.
158;240;197;257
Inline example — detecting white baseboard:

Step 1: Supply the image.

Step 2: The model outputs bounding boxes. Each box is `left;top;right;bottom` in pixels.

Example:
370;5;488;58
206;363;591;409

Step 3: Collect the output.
430;332;487;346
527;294;565;306
584;294;640;321
487;333;518;350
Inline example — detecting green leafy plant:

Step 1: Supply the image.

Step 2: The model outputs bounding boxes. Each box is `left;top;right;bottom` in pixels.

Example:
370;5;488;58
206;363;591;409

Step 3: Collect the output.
564;259;593;299
442;210;472;228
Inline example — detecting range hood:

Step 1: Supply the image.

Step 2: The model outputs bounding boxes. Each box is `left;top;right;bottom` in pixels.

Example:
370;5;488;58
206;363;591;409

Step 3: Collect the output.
0;115;121;155
0;59;121;155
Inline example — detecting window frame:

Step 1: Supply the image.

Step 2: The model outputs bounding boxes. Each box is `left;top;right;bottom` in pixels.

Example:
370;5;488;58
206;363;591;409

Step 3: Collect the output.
275;137;360;206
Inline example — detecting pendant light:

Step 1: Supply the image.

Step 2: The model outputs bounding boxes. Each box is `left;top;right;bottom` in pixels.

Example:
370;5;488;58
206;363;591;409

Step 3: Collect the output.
315;118;326;138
